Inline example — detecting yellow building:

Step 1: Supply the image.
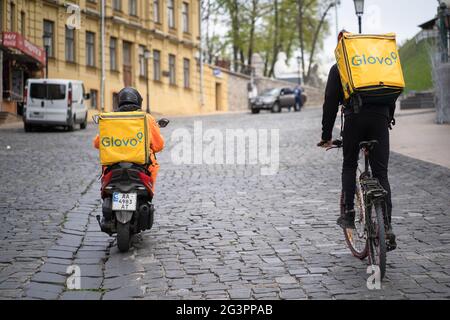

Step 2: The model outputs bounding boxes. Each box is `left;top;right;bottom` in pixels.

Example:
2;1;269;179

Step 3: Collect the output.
0;0;227;116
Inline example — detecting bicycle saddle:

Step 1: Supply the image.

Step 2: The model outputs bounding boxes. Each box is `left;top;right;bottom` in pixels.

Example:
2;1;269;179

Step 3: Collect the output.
359;140;378;150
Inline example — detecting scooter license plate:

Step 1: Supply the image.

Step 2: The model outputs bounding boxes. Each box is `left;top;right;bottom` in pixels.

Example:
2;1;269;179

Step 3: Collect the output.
112;192;137;211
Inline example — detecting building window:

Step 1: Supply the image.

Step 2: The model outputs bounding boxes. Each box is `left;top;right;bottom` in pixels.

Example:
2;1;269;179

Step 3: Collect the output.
153;0;161;23
86;31;95;67
183;58;190;88
153;0;160;23
182;2;189;33
110;37;117;71
153;50;161;81
20;11;25;36
169;54;176;85
65;26;75;62
139;45;147;77
113;92;119;110
90;89;98;109
129;0;137;16
43;20;54;57
113;0;121;11
9;2;15;31
122;41;132;87
167;0;175;29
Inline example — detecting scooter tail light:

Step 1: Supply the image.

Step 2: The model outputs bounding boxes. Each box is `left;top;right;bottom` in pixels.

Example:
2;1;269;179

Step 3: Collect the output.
101;171;113;190
138;172;153;195
138;172;151;185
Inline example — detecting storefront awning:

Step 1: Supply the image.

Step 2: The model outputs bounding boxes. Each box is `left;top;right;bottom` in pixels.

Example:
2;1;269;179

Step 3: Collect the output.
1;32;46;66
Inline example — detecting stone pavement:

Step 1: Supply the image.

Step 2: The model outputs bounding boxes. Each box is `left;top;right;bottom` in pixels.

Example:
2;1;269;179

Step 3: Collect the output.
0;108;449;300
390;109;450;169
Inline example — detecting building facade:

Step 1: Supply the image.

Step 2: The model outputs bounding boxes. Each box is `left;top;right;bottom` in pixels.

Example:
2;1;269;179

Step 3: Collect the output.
0;0;228;116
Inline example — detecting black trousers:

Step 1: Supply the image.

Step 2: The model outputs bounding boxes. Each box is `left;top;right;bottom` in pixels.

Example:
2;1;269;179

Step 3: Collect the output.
342;112;392;223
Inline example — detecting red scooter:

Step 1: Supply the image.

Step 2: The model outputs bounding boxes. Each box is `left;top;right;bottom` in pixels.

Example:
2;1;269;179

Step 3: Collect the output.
96;118;169;252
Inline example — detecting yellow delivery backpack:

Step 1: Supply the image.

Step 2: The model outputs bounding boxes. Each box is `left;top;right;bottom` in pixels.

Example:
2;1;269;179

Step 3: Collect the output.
98;111;150;166
335;32;405;107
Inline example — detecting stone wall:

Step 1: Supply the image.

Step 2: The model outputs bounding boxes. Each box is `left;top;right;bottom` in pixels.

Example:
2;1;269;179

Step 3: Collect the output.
225;71;252;112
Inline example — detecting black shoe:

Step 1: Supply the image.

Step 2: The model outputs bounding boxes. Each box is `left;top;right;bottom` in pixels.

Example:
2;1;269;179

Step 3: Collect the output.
337;209;356;229
386;227;397;251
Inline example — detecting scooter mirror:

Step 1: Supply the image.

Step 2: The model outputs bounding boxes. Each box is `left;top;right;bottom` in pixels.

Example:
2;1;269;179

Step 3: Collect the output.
157;118;170;128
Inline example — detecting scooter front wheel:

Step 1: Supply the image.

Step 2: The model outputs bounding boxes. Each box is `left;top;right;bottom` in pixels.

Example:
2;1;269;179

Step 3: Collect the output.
117;222;131;252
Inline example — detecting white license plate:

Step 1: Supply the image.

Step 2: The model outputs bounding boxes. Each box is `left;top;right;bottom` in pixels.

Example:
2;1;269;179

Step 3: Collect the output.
112;192;137;211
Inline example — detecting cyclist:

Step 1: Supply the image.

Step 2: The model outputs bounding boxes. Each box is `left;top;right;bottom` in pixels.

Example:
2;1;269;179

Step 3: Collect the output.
317;30;397;250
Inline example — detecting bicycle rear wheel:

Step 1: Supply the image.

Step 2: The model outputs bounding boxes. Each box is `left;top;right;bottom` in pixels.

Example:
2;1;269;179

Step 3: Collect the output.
342;185;368;259
367;202;387;280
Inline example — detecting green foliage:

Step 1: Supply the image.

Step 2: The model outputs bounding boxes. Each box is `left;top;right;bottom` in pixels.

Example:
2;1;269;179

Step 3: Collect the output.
205;0;332;77
399;38;433;93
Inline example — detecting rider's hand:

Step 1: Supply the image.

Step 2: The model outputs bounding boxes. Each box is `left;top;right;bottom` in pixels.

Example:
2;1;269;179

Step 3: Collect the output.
388;118;396;130
317;140;332;148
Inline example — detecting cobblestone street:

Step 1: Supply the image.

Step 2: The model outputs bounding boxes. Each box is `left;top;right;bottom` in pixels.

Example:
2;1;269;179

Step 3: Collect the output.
1;108;450;300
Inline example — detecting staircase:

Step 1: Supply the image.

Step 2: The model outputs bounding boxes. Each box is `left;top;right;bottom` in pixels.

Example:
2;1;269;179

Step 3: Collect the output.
400;91;435;110
0;112;22;125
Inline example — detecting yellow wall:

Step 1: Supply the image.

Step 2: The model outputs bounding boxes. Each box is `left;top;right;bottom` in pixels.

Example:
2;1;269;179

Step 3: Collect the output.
1;0;228;116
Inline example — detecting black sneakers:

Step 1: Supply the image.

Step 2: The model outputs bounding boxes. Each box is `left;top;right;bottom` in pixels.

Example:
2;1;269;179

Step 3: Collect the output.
337;209;356;229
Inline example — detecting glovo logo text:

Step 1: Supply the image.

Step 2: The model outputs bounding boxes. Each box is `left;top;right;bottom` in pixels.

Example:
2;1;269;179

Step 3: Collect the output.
351;52;398;67
101;132;144;148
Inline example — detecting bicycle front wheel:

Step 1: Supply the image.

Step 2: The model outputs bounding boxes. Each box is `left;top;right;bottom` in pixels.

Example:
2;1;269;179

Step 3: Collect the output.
368;202;387;280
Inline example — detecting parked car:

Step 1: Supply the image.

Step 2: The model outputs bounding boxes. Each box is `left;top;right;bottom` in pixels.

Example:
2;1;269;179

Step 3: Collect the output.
250;87;298;114
23;79;90;132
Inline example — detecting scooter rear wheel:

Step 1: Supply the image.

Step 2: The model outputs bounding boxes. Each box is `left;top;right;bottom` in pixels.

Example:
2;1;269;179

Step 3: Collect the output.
117;222;131;252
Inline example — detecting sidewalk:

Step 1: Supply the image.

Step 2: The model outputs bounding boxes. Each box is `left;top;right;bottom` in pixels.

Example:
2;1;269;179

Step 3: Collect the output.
391;109;450;169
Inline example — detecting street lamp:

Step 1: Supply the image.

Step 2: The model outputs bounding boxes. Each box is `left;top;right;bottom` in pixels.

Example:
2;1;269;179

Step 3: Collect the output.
144;49;151;113
353;0;364;34
441;1;450;29
296;55;301;85
43;35;51;78
438;1;450;62
335;0;341;42
297;55;302;85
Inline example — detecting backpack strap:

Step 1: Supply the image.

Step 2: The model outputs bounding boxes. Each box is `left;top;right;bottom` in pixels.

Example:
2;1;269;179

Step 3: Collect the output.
351;94;362;114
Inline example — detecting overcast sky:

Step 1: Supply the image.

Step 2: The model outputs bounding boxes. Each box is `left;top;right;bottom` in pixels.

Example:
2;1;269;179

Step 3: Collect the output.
316;0;439;78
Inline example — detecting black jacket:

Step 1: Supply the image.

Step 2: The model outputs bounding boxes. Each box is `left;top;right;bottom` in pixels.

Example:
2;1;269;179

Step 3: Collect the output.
321;64;395;141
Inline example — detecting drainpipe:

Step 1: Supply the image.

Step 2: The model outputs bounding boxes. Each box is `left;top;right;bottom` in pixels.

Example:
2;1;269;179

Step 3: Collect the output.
198;1;204;107
100;0;105;111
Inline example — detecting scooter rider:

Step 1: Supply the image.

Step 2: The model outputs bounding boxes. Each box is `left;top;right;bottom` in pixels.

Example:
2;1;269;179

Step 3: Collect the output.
317;30;397;250
92;87;164;226
93;87;164;191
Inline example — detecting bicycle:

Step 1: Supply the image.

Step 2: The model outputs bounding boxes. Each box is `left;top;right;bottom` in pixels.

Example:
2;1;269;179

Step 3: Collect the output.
327;139;392;280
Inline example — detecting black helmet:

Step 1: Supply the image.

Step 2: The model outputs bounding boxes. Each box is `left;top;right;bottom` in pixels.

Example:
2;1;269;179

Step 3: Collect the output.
117;87;143;112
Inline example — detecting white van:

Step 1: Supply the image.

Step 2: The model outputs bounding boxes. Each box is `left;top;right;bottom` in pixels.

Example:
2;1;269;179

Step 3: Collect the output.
23;79;90;132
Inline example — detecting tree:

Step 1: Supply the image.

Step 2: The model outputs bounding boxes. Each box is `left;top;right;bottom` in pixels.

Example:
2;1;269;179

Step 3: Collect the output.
305;1;334;83
204;0;332;81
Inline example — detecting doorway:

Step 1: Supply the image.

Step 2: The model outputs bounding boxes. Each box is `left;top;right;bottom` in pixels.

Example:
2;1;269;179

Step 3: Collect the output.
215;83;222;111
